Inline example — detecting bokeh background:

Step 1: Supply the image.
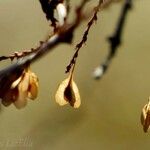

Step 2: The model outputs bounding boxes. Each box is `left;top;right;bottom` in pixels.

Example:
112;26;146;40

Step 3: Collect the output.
0;0;150;149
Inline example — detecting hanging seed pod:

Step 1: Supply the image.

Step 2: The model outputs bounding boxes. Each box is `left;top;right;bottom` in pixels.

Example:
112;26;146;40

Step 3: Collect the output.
55;68;81;108
0;65;39;109
13;71;30;109
28;71;39;100
141;98;150;132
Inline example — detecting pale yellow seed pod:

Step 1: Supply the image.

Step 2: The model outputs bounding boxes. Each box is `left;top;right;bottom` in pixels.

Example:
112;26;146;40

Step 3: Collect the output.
28;72;39;100
14;72;30;109
141;98;150;132
55;78;68;106
55;74;81;108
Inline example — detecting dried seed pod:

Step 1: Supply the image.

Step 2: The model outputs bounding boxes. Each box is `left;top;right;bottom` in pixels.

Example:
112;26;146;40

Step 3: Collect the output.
141;98;150;132
14;71;30;109
0;65;39;109
28;72;39;100
55;73;81;108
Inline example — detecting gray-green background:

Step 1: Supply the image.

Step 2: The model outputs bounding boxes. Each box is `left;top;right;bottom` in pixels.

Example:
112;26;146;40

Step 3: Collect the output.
0;0;150;149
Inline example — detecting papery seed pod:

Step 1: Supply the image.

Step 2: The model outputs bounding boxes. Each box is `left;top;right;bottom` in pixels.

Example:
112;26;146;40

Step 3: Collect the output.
55;73;81;108
141;105;146;126
55;78;68;106
0;65;39;109
28;72;39;100
141;98;150;132
14;72;30;109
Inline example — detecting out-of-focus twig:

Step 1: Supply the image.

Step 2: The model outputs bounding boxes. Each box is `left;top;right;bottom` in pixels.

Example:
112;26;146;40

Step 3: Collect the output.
93;0;132;79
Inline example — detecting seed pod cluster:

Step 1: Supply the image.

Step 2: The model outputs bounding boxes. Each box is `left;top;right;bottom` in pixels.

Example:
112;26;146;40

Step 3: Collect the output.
1;67;39;109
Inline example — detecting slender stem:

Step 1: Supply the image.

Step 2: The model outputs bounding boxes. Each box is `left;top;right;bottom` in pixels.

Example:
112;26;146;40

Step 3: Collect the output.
93;0;133;79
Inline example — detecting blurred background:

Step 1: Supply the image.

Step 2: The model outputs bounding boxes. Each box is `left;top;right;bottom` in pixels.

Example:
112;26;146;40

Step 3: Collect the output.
0;0;150;149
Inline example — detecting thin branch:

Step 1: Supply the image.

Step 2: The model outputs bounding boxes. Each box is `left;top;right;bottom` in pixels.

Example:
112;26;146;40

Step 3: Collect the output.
65;0;116;73
0;0;117;100
65;0;103;73
0;0;89;93
93;0;133;79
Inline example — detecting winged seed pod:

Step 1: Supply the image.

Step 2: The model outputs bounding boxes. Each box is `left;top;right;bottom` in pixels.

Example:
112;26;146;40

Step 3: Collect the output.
55;72;81;108
1;67;39;109
141;98;150;132
13;69;30;108
28;71;39;100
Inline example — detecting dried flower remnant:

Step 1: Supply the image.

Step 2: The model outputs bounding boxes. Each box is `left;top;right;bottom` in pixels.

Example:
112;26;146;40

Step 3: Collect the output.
55;67;81;108
1;67;39;109
141;98;150;132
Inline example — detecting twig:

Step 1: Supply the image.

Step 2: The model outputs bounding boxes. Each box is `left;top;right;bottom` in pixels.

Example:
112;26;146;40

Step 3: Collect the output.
93;0;133;79
0;0;89;93
65;0;103;73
